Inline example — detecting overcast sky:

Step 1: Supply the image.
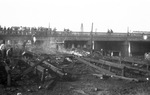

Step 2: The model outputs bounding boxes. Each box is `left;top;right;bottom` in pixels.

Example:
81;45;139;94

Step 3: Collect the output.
0;0;150;32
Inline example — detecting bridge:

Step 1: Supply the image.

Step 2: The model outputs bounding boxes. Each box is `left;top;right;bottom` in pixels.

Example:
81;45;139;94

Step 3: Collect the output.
0;32;150;41
0;31;150;57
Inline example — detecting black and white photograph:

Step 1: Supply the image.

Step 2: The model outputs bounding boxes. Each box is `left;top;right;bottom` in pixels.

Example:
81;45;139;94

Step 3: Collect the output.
0;0;150;95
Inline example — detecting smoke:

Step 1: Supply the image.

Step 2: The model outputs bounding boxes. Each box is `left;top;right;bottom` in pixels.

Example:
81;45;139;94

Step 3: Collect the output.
41;38;57;54
31;37;66;54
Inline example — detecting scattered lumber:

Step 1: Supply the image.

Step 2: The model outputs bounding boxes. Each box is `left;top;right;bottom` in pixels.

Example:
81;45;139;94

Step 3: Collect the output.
84;58;124;69
42;61;65;77
104;56;149;70
74;56;116;75
85;57;150;75
92;73;139;82
14;58;48;80
75;56;149;82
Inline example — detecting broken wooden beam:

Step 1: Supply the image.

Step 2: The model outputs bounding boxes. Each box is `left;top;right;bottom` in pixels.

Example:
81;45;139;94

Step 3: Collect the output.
104;56;150;71
84;57;150;75
92;73;139;82
42;61;65;77
84;58;124;69
74;56;116;75
14;58;49;80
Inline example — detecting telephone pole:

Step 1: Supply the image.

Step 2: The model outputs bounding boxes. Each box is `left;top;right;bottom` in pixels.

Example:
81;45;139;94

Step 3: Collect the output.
81;23;84;32
48;22;50;30
90;23;93;53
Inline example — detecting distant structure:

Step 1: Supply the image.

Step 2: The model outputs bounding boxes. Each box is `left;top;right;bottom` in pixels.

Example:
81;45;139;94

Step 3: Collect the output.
81;23;84;32
133;31;150;34
48;22;51;30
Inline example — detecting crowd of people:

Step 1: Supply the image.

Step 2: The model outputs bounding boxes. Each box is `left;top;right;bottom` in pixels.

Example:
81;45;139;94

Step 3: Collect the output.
0;40;13;59
0;25;73;36
0;25;56;36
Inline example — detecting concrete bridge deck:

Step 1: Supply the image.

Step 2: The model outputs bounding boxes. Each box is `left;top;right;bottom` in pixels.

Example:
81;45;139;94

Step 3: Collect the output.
0;32;150;41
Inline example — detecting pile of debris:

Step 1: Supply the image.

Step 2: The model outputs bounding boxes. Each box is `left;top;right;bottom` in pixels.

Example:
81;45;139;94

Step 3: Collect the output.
1;47;150;95
0;51;78;95
68;48;90;57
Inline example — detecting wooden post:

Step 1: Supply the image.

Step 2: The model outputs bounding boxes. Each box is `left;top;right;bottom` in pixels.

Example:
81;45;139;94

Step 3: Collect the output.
147;65;149;71
122;67;125;77
109;66;111;71
101;63;104;68
119;57;122;64
7;73;11;86
41;69;46;82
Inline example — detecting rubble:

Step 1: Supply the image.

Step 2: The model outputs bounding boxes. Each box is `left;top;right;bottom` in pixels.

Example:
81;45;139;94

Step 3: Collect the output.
69;48;90;57
0;50;74;94
0;47;150;95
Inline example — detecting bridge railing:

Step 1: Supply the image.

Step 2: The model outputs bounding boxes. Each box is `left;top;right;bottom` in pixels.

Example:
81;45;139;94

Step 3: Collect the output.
54;32;129;36
1;30;150;37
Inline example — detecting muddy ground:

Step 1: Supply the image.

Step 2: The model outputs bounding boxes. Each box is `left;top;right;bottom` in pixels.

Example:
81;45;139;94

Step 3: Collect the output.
0;60;150;95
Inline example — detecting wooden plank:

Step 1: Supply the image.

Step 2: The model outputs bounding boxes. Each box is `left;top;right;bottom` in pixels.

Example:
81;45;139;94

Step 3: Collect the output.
124;65;150;74
85;57;150;74
43;61;64;76
36;65;45;72
93;73;139;82
107;58;150;73
84;58;124;69
75;56;116;75
21;59;45;75
14;58;48;80
105;56;148;65
123;57;147;65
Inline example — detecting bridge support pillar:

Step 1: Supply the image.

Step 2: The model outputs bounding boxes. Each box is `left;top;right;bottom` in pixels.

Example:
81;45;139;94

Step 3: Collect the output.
122;41;131;57
71;44;75;49
87;40;95;51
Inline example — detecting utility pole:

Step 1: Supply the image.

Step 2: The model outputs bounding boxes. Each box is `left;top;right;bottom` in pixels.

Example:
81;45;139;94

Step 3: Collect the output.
127;27;129;32
125;26;130;57
48;22;50;30
81;23;84;32
90;23;93;53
